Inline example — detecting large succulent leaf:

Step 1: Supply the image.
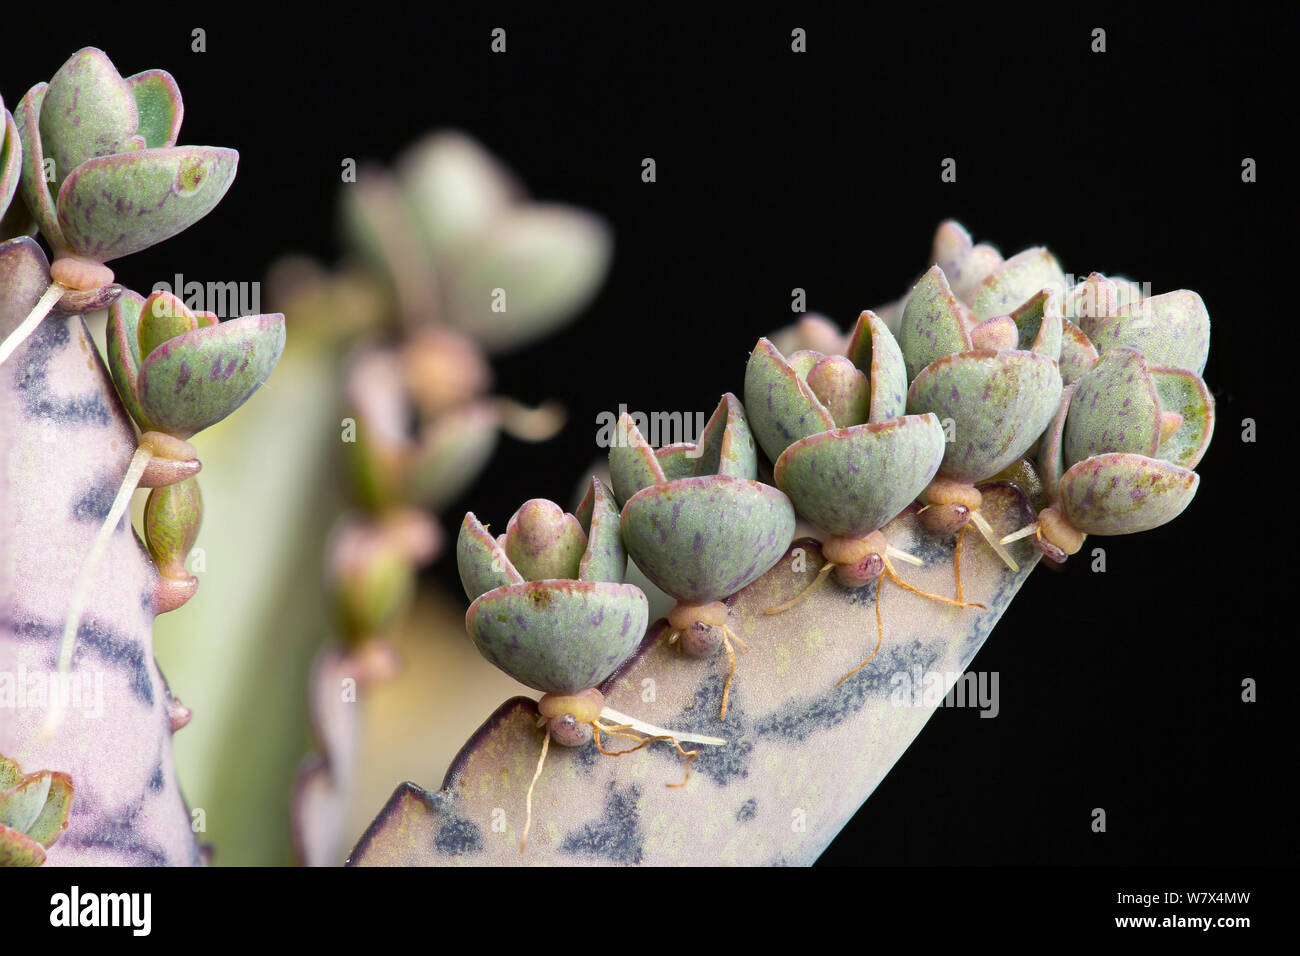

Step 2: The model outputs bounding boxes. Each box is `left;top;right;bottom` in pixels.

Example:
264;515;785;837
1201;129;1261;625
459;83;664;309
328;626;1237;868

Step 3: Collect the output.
1063;347;1160;466
744;337;836;464
348;484;1038;865
1;239;201;865
970;248;1065;320
1058;318;1098;386
57;146;238;262
898;266;973;382
1084;290;1210;374
845;310;908;422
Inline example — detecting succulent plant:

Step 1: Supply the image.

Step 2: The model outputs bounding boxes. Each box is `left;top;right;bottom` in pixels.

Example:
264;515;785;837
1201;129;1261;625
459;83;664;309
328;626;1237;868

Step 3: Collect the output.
608;394;796;717
0;755;74;866
15;48;235;291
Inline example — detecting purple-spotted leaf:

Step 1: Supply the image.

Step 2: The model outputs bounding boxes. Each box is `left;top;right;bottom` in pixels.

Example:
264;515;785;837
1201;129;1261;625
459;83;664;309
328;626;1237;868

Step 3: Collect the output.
1086;290;1210;374
620;476;796;604
744;337;836;464
907;350;1063;483
1036;384;1074;503
898;266;974;382
1063;347;1161;466
348;485;1039;866
1059;318;1099;385
15;85;63;249
774;414;944;538
970;247;1066;320
607;413;668;506
136;311;286;439
1057;453;1199;536
1150;366;1215;469
805;355;869;427
575;477;626;583
931;220;1003;303
845;310;908;422
457;512;525;601
57;146;238;263
39;48;141;189
465;581;648;694
503;499;587;582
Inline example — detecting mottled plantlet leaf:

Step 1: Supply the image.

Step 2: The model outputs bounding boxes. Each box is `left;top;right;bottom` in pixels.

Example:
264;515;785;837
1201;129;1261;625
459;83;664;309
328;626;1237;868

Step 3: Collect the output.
931;220;1003;303
39;48;141;188
1063;347;1160;466
575;477;626;583
457;512;524;600
1150;366;1215;469
57;146;238;262
1057;453;1199;536
774;414;944;538
137;312;286;439
465;581;648;694
126;69;183;149
1007;289;1063;361
744;337;837;463
898;266;973;383
1085;290;1210;374
348;485;1038;866
907;350;1063;483
970;248;1065;320
1059;318;1099;385
504;499;587;581
608;413;667;506
845;310;908;422
620;476;795;604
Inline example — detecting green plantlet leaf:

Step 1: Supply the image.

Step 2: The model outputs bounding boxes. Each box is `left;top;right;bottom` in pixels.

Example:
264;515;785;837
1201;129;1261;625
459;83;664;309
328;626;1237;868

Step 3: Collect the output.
744;337;836;464
504;499;587;582
1150;366;1215;469
898;266;974;382
608;413;667;506
696;392;758;479
774;413;944;539
465;580;648;693
845;310;908;422
138;290;201;359
1007;289;1063;361
0;755;20;790
1085;290;1210;374
931;220;1003;303
1059;318;1099;385
1057;453;1199;536
971;247;1066;320
23;773;73;848
457;512;524;602
1;104;22;223
57;145;238;263
349;484;1039;866
16;84;64;250
0;824;47;866
575;477;626;583
144;476;203;577
907;350;1062;483
1064;347;1160;466
126;69;183;148
0;772;52;834
40;48;141;191
620;476;795;604
137;312;286;439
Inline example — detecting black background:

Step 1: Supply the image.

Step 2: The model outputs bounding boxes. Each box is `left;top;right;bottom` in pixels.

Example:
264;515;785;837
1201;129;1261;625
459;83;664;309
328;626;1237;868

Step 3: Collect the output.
4;3;1292;868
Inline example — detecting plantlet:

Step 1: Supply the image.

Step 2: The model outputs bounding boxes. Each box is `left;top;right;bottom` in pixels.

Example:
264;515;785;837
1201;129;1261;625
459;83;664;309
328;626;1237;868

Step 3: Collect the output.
0;755;73;866
608;394;796;718
457;477;723;848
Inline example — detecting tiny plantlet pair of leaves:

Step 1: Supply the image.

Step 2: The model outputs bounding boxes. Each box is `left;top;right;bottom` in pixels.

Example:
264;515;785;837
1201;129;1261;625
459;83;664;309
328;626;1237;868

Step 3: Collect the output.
0;755;74;867
608;394;796;718
743;309;987;681
457;477;725;849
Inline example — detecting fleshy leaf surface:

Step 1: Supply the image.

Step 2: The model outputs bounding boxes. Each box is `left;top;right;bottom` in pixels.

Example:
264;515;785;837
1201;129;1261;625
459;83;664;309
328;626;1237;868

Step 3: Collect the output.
1085;290;1210;374
898;267;973;383
1058;453;1199;535
349;485;1038;865
1150;366;1214;469
743;338;836;464
1064;347;1161;466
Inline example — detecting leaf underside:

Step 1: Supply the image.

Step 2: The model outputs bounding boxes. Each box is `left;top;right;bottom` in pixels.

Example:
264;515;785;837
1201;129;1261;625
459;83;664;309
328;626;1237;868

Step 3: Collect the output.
348;483;1038;866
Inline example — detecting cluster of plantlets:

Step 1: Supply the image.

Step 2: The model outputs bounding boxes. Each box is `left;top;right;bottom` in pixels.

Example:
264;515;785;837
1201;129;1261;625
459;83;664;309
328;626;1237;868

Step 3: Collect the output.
279;133;613;865
405;219;1213;861
1;48;283;865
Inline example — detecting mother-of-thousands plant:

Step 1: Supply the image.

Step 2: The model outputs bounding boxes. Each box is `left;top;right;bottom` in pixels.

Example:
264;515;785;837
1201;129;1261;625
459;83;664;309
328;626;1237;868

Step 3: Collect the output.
350;220;1212;866
2;48;284;865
